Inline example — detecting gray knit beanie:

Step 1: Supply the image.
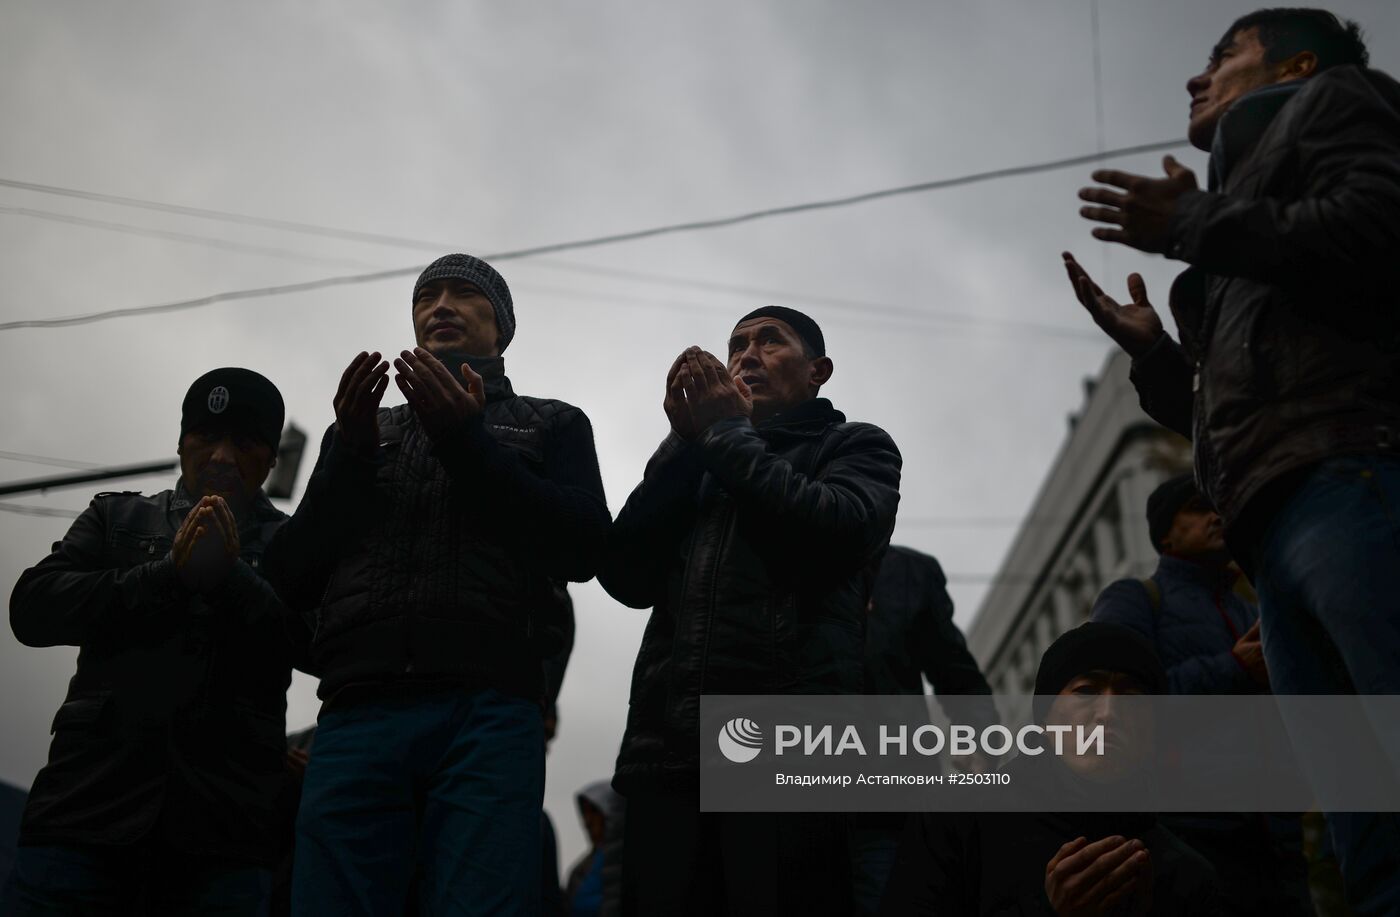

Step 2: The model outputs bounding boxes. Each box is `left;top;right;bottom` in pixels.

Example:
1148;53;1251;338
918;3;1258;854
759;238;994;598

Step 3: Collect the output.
413;254;516;353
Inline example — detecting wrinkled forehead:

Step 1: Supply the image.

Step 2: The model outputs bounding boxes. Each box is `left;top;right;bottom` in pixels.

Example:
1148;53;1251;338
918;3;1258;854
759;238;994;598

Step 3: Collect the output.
729;317;799;345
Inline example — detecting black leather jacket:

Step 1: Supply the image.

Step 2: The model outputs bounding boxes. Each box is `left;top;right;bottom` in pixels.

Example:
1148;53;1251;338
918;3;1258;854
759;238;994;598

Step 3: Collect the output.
1130;65;1400;552
603;398;901;791
9;484;303;863
263;357;610;703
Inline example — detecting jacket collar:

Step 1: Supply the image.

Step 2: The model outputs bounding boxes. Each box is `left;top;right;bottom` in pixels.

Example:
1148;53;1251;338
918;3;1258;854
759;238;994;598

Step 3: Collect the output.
1208;79;1304;190
755;397;844;436
438;351;515;402
1156;553;1238;588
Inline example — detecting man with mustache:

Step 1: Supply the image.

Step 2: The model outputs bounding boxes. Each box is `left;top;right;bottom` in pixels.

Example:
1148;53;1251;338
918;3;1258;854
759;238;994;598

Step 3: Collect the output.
4;368;304;915
1062;9;1400;910
602;306;901;915
263;254;609;916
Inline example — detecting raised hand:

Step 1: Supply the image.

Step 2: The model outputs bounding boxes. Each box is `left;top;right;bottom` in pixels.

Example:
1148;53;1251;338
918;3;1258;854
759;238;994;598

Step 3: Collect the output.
1062;253;1165;358
334;352;390;458
172;495;238;593
1078;155;1198;254
676;347;752;436
664;350;699;439
1044;835;1149;917
393;347;486;440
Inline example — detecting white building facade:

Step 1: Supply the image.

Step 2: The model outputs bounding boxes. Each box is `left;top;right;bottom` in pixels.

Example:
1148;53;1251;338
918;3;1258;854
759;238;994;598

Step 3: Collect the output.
967;349;1190;702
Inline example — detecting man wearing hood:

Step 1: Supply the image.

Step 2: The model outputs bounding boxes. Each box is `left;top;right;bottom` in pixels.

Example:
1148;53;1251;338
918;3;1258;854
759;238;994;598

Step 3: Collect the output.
565;780;626;917
1061;9;1400;910
264;254;610;916
880;622;1222;916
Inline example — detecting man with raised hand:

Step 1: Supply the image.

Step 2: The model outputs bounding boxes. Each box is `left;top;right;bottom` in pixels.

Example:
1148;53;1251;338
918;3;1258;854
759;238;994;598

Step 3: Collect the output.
1062;9;1400;911
602;306;901;916
265;253;610;916
4;368;303;916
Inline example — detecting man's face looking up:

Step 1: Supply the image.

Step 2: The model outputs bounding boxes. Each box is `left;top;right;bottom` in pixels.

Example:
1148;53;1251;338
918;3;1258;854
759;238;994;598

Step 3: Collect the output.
1186;26;1311;150
412;279;500;358
726;318;832;423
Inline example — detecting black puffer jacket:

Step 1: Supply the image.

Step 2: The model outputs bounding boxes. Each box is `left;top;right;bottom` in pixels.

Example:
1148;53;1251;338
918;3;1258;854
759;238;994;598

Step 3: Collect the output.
264;357;609;702
9;484;304;863
603;398;901;791
1130;65;1400;549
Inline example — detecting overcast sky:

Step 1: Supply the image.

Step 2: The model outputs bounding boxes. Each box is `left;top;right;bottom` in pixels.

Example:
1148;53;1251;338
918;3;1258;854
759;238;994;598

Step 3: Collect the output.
3;0;1397;870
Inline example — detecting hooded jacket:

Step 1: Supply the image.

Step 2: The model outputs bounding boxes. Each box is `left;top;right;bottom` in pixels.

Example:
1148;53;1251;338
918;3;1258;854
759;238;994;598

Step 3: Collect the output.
9;484;303;863
603;398;901;791
1128;65;1400;558
262;356;609;703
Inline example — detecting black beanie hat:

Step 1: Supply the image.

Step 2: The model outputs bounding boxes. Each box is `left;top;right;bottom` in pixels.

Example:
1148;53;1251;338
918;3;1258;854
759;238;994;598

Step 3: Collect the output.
736;305;826;357
1033;622;1167;722
413;254;516;353
1147;472;1206;553
179;368;284;452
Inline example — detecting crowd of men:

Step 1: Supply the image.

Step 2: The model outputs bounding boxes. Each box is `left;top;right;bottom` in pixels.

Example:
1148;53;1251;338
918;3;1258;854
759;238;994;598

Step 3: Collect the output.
3;6;1399;916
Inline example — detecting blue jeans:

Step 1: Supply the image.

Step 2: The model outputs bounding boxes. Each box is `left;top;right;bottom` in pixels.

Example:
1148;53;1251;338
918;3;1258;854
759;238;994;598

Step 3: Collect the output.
849;819;902;917
0;843;270;916
291;686;544;917
1252;455;1400;916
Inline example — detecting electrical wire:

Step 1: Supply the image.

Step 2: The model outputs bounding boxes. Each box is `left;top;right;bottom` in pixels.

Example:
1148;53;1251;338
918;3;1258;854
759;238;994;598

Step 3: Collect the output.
0;449;99;469
0;138;1187;333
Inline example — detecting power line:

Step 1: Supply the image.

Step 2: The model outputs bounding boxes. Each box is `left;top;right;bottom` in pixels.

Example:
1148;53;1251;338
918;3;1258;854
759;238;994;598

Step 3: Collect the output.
0;177;450;252
0;449;99;470
0;138;1187;333
0;205;1097;341
0;206;381;269
468;138;1191;261
525;262;1100;341
0;175;1104;338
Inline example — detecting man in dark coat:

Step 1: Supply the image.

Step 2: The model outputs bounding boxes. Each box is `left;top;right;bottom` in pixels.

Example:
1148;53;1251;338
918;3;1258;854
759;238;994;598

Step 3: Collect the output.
880;623;1222;916
1092;473;1312;915
602;306;902;916
1062;9;1400;911
263;254;610;916
855;545;997;915
3;368;304;916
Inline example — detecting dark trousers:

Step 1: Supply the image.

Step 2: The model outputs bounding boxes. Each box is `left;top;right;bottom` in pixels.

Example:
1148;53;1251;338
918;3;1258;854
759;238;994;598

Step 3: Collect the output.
291;686;544;917
620;787;851;917
0;842;270;916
